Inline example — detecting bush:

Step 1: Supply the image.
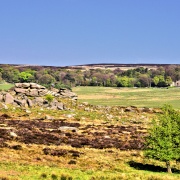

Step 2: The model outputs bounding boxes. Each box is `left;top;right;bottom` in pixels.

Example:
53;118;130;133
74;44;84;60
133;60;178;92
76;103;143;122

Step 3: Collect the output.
45;94;54;103
60;174;73;180
51;173;58;180
55;83;71;90
40;173;47;178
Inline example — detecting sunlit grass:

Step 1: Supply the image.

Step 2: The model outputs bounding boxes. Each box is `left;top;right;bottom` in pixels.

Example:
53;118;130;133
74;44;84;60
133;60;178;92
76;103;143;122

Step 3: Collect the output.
73;86;180;109
0;83;14;90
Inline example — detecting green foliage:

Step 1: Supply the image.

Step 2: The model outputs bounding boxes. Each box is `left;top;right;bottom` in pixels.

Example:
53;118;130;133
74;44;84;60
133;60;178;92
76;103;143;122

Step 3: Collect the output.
2;66;20;83
45;94;54;103
60;174;73;180
39;74;55;85
144;104;180;173
0;64;179;87
40;173;47;178
0;83;14;90
116;76;134;87
54;82;71;90
51;173;58;180
19;71;33;82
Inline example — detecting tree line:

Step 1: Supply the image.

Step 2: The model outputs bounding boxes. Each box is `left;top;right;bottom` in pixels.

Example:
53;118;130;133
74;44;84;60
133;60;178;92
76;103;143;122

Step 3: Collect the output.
0;64;179;89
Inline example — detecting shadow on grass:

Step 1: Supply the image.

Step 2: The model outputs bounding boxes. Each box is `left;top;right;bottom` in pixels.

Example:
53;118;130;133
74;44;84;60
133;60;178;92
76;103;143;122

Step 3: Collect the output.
128;161;180;174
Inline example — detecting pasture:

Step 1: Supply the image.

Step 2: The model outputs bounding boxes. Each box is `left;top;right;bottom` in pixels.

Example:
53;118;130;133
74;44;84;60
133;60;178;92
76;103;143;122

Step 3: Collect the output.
73;86;180;109
0;83;14;90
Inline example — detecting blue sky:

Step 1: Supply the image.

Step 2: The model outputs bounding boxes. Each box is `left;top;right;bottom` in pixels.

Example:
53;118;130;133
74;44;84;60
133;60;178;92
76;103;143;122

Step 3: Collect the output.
0;0;180;66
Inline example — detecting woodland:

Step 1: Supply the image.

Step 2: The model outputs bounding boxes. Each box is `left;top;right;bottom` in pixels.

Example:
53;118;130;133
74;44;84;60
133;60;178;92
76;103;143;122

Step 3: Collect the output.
0;64;179;89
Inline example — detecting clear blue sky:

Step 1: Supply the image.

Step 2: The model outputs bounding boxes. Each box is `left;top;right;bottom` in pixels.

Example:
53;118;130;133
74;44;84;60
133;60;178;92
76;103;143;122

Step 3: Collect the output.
0;0;180;66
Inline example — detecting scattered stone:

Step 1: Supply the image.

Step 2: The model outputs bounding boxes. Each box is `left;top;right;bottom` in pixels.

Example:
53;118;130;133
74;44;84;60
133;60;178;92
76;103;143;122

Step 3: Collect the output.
4;93;14;104
15;83;30;88
66;114;75;118
104;135;111;139
45;115;54;120
9;131;18;138
125;107;135;112
30;83;45;89
29;89;39;97
84;107;90;111
59;88;78;100
14;99;24;106
25;109;31;114
82;102;89;106
0;94;3;101
57;102;64;110
27;98;33;107
1;103;8;110
58;126;78;132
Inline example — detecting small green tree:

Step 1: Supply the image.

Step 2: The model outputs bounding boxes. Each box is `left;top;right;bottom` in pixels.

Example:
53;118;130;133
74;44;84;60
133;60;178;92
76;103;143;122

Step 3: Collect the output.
19;71;33;82
144;104;180;173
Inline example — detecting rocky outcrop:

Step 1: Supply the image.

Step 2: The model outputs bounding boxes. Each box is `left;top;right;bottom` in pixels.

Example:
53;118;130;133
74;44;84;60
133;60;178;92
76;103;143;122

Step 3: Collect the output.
0;83;77;110
59;88;78;100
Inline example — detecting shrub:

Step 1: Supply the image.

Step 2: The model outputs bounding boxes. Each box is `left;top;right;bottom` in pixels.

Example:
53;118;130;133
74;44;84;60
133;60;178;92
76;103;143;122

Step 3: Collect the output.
40;173;47;178
60;174;73;180
45;94;54;103
51;173;58;180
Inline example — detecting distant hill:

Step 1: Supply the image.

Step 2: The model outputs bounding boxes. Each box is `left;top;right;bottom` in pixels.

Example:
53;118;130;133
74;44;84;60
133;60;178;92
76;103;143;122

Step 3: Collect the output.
0;63;177;71
65;63;173;70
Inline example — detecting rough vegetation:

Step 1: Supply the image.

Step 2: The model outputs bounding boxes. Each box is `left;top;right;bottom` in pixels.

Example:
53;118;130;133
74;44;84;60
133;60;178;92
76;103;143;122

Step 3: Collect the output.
0;79;179;179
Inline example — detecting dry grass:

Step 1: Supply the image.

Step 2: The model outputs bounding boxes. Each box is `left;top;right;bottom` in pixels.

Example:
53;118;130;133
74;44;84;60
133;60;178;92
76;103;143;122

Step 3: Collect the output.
0;143;179;179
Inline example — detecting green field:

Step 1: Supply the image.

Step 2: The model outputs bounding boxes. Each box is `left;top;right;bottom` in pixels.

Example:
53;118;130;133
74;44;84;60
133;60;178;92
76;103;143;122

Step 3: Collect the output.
73;86;180;109
0;83;14;90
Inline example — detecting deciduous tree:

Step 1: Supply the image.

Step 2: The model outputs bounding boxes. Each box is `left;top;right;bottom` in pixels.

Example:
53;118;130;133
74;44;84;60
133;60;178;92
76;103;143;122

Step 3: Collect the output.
144;105;180;173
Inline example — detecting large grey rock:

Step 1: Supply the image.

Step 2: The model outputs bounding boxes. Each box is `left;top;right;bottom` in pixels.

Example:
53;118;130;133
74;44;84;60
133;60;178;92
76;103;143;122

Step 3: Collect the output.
50;87;59;93
14;99;24;106
58;126;78;132
15;83;30;88
27;98;33;107
45;115;54;120
1;103;8;109
57;102;64;110
14;88;28;94
32;97;44;106
29;89;39;97
125;107;136;112
38;89;48;96
0;94;3;101
59;88;77;100
5;93;14;104
30;83;45;89
9;131;18;138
